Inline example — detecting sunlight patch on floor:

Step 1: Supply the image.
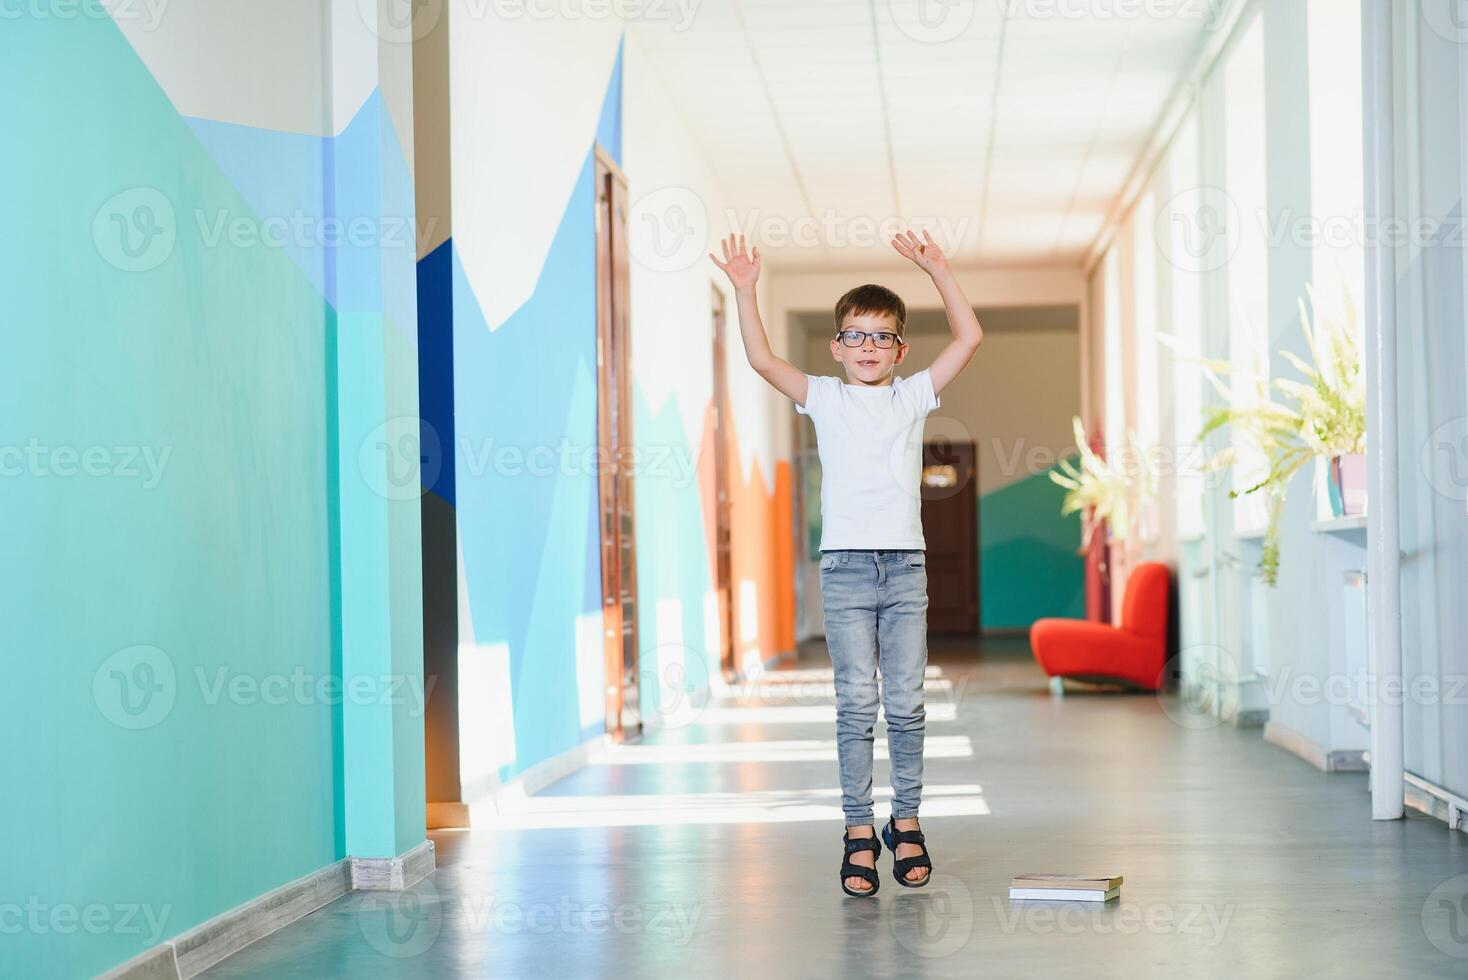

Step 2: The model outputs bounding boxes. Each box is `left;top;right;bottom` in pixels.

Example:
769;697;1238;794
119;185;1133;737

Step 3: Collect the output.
476;784;990;829
589;735;974;765
683;702;958;724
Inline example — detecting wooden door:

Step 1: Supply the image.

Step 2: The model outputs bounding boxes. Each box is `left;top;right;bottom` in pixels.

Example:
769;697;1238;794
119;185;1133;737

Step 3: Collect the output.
710;287;736;679
919;440;979;634
595;146;640;740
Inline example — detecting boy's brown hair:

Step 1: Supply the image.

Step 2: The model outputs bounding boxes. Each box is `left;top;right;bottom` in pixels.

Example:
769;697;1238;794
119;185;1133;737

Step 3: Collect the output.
834;284;907;337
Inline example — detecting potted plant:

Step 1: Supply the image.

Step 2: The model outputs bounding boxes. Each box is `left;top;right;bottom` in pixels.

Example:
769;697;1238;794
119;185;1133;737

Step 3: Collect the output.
1192;282;1366;585
1050;416;1156;551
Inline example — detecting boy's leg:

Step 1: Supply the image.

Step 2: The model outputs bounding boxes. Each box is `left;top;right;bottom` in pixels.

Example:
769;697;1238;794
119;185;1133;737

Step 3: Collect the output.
820;552;880;827
877;552;929;823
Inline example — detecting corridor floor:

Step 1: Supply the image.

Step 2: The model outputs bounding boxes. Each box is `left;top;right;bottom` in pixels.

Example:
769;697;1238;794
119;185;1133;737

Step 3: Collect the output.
205;637;1468;978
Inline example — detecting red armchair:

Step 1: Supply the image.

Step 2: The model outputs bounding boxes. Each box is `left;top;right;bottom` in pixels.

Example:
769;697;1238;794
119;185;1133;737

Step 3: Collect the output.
1030;562;1171;693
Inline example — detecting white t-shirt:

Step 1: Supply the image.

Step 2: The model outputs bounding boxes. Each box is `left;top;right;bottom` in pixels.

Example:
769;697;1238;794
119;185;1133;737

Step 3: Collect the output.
795;368;940;551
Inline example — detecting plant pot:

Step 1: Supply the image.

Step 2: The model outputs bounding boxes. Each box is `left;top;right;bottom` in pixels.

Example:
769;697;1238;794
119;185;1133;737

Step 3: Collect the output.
1328;453;1367;516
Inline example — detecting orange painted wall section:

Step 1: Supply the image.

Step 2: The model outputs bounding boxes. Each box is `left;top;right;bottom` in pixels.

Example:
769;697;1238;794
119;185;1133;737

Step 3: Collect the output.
697;397;797;670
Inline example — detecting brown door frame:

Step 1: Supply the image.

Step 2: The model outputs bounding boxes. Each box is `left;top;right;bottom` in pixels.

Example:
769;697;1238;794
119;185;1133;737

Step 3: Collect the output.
594;145;641;741
710;286;737;679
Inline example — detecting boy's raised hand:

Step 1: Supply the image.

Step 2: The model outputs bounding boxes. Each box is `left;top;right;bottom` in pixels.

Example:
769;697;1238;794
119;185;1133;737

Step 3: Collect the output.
891;228;949;277
709;233;760;290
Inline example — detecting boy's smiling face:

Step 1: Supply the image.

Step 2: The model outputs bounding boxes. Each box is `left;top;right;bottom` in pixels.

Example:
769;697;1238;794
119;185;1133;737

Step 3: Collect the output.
830;310;908;387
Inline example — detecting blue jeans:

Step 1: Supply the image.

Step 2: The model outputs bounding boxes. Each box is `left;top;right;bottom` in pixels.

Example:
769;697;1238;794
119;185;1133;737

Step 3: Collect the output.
818;548;928;827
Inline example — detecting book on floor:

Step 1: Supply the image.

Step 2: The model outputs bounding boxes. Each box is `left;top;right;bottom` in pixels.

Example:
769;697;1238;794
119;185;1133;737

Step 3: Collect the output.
1009;873;1122;902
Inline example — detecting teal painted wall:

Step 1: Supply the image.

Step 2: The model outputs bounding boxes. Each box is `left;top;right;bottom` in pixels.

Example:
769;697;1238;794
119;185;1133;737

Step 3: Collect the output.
0;13;424;975
979;460;1086;629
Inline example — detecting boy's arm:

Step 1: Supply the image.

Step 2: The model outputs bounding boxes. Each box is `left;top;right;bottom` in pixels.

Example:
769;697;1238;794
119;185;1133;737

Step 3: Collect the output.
710;234;810;407
891;229;983;397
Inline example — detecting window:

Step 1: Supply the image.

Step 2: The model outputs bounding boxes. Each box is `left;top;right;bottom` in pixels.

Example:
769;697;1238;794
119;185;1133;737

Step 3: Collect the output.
1306;0;1364;321
1132;189;1159;541
1223;15;1270;534
1103;248;1125;459
1167;111;1205;538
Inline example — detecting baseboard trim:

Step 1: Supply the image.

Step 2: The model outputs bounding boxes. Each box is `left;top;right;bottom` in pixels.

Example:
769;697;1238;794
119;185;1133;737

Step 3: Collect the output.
1404;773;1468;833
351;840;436;891
1263;720;1367;772
97;942;180;980
465;735;611;824
103;841;436;980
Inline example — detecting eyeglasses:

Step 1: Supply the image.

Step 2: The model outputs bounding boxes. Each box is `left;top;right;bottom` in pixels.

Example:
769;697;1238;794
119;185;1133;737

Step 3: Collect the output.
835;329;900;349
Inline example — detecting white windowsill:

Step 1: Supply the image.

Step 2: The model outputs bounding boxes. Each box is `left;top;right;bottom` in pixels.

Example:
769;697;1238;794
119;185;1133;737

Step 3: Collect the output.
1311;514;1367;533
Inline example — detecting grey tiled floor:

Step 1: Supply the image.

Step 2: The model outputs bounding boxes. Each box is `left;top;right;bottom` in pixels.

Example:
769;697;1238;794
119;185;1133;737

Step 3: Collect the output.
204;637;1468;978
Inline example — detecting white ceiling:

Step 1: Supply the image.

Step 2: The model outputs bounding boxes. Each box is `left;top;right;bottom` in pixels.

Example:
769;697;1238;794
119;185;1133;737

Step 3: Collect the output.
628;0;1217;270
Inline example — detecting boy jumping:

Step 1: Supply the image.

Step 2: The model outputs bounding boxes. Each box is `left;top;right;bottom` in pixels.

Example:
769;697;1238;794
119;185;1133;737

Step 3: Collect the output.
709;229;983;897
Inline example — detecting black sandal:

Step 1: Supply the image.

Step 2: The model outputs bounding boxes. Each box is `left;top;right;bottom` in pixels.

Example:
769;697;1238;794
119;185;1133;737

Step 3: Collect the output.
882;817;932;888
839;827;882;897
